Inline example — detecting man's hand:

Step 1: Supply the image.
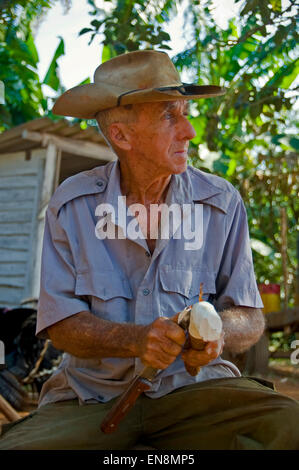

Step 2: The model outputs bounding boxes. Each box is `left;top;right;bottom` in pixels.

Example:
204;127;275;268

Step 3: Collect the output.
136;316;186;370
181;332;225;371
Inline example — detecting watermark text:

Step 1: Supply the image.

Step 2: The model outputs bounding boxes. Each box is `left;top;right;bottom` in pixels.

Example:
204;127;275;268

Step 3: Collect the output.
290;340;299;365
95;197;203;250
0;340;5;368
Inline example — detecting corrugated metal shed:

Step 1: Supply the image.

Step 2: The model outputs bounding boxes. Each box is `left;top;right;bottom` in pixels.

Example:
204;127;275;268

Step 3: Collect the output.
0;117;116;307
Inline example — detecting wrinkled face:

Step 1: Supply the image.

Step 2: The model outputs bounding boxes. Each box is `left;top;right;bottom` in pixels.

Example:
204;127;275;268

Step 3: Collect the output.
127;100;196;175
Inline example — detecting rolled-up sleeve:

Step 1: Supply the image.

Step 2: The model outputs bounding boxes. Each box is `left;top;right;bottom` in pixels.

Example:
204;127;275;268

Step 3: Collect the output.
214;192;264;311
36;206;90;339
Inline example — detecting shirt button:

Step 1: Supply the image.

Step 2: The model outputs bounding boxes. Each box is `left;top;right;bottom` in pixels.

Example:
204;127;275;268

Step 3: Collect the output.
145;252;151;258
143;288;150;296
96;180;105;190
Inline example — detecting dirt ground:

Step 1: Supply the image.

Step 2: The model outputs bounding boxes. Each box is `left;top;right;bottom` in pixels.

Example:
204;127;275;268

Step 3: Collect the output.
264;362;299;400
259;372;299;400
1;365;298;428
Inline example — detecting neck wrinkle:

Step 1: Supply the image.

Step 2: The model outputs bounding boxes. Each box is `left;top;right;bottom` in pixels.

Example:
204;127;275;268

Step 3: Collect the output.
119;160;172;206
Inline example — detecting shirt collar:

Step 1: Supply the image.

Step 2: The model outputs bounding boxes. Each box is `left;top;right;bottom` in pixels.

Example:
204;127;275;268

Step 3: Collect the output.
50;160;231;218
103;161;231;215
101;159;123;211
169;166;230;214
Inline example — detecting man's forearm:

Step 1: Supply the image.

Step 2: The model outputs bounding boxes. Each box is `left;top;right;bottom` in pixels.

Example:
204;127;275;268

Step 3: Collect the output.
47;310;186;370
48;306;265;362
220;306;265;354
48;310;145;359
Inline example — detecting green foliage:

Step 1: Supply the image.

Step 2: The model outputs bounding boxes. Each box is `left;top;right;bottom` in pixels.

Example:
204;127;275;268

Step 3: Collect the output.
43;37;65;91
0;1;67;131
79;0;179;56
172;0;298;306
81;0;298;306
0;0;54;26
0;0;298;307
0;22;46;129
269;331;296;353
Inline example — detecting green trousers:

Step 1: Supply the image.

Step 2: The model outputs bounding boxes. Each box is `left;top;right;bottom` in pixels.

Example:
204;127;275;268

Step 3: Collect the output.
0;377;299;450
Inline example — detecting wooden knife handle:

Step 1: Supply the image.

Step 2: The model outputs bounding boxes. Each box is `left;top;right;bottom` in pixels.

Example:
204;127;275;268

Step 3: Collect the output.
100;376;151;434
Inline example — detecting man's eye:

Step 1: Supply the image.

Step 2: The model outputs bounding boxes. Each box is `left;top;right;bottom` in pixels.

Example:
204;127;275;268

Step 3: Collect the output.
165;112;176;120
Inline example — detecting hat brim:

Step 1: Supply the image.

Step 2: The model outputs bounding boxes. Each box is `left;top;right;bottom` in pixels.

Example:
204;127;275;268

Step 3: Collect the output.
52;82;226;119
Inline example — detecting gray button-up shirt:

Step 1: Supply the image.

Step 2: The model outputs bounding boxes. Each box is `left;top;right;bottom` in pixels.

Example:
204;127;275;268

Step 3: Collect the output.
36;161;263;407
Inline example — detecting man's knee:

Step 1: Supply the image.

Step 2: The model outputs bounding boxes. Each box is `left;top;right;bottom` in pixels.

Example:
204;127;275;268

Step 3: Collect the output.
0;413;35;449
264;397;299;449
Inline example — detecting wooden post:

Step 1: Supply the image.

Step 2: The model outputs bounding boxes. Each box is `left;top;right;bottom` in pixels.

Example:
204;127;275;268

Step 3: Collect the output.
53;147;62;190
31;142;58;300
245;333;269;376
281;207;288;310
0;394;21;422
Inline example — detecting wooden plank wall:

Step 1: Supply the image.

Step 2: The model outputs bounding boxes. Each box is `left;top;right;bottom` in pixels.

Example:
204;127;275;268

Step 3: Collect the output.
0;150;44;307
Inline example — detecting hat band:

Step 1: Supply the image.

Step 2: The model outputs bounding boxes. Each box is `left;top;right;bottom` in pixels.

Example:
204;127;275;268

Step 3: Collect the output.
117;84;192;107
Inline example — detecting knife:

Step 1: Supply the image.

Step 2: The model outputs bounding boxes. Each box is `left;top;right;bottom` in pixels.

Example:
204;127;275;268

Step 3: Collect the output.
100;306;192;434
100;365;158;433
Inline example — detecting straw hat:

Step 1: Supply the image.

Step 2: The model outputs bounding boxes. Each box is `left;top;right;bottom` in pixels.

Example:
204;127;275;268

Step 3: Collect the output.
52;50;226;119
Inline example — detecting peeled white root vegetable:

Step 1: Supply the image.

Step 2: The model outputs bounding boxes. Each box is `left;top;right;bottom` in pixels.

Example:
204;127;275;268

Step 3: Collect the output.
185;300;223;376
189;301;223;342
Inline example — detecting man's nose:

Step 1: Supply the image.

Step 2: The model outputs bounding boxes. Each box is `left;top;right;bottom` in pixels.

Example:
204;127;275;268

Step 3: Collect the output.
179;116;196;141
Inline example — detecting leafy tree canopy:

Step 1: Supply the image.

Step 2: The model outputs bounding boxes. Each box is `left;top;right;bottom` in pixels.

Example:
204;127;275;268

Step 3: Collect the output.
0;0;298;306
0;0;69;129
81;0;298;305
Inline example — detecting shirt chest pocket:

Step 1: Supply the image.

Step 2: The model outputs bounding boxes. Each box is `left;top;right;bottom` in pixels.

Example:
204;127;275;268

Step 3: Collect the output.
75;271;133;322
159;267;217;317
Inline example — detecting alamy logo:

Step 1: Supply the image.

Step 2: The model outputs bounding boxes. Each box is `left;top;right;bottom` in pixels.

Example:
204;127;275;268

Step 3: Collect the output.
0;340;4;367
94;197;203;250
290;340;299;365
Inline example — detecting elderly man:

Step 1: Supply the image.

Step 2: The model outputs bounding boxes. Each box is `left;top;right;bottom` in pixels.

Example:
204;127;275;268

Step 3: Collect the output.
0;50;298;450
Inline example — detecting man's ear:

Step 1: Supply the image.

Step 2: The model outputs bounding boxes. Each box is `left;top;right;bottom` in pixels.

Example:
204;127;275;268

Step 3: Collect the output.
108;123;131;151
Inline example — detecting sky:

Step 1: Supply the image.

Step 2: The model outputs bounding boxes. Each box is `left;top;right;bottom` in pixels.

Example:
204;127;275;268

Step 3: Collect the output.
34;0;240;93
